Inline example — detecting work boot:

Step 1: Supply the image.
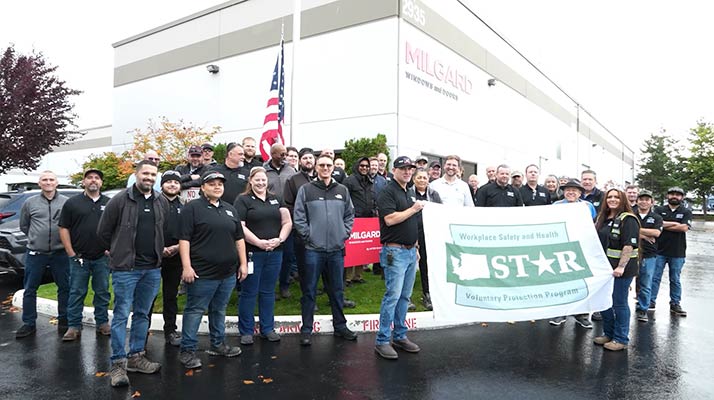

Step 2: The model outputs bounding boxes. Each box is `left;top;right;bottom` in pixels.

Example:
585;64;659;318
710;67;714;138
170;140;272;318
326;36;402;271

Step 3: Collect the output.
590;311;602;321
299;332;312;346
62;327;81;341
97;323;111;336
670;303;687;317
393;338;420;353
206;342;242;357
15;324;36;339
593;336;611;345
165;331;181;346
648;301;656;311
604;340;627;351
126;352;161;374
375;344;398;360
422;293;433;311
180;351;202;369
408;301;416;311
333;328;357;341
110;359;130;387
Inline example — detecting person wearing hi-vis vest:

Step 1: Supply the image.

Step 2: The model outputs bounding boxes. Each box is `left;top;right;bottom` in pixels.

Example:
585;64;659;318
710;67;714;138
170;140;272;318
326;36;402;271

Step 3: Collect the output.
593;188;641;351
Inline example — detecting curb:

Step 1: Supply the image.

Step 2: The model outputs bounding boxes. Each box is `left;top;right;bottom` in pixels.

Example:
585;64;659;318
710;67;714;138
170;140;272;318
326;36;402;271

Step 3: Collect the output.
12;289;467;335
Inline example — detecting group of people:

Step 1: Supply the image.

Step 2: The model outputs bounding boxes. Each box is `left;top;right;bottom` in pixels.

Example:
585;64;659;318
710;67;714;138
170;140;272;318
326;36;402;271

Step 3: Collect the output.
14;140;691;388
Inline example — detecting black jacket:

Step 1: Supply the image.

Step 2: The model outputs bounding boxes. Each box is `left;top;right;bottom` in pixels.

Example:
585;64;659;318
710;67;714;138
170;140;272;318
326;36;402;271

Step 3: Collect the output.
342;157;376;217
283;170;317;216
175;163;209;190
97;187;169;271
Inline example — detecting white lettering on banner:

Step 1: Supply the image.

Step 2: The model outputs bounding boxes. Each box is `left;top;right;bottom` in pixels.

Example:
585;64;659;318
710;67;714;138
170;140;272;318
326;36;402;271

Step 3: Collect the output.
350;230;380;240
422;202;615;322
405;41;473;95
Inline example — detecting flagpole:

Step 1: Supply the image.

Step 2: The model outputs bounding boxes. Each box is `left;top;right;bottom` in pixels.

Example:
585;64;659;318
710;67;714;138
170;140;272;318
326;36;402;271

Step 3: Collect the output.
289;0;301;146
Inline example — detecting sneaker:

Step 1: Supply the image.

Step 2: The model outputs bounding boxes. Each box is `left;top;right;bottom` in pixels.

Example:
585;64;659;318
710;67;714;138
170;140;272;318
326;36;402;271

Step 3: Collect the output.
165;331;181;346
422;294;433;311
670;303;687;317
393;338;420;353
604;340;628;351
126;352;161;374
549;316;567;326
261;331;281;342
591;312;602;321
574;314;593;329
333;328;357;341
62;327;81;341
97;323;111;336
207;342;242;357
636;309;648;322
299;332;312;346
343;299;356;309
15;324;36;339
240;335;254;345
110;359;130;387
648;301;656;311
375;344;398;360
593;336;611;345
179;351;202;369
408;301;416;311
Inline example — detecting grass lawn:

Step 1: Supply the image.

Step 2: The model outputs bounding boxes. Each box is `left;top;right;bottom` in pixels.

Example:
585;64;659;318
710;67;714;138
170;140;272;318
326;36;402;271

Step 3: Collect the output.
36;267;430;315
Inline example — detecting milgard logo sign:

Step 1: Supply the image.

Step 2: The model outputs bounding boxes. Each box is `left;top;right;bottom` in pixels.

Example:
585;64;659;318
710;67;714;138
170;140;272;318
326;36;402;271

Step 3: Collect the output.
446;222;592;310
405;41;472;96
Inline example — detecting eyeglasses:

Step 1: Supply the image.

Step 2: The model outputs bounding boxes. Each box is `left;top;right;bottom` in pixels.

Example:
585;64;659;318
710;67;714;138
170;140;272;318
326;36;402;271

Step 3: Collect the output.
358;164;369;168
202;149;213;152
317;163;333;168
147;157;160;161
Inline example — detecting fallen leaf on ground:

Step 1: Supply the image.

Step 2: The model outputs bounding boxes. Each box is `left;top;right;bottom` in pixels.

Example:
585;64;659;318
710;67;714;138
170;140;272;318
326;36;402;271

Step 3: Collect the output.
95;372;108;377
481;323;488;327
131;391;141;398
49;317;58;325
207;364;215;368
271;356;277;359
530;320;536;324
262;378;273;384
243;380;255;385
185;370;194;376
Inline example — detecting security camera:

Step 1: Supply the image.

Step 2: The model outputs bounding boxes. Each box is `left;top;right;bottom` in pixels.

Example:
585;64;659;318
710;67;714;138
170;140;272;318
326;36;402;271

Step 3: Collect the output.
206;64;220;74
487;78;496;87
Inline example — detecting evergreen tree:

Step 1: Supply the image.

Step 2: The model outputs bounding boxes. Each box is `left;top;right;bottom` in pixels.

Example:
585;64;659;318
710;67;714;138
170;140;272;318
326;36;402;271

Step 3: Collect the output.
682;121;714;215
635;131;681;204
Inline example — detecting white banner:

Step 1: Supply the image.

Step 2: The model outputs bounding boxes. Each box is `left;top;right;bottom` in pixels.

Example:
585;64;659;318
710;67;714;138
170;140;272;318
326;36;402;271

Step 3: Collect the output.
423;202;613;322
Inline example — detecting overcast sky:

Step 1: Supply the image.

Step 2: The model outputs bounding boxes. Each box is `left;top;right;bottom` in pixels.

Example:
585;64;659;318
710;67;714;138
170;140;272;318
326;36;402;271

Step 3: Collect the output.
2;0;712;156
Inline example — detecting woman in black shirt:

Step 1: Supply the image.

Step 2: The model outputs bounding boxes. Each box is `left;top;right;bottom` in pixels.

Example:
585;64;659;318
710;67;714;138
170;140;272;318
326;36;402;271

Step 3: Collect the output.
234;167;292;345
593;188;640;351
412;168;442;311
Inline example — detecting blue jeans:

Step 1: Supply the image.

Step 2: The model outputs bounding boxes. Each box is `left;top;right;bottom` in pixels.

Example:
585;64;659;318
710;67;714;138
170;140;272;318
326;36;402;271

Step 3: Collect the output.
376;246;418;345
22;249;69;326
239;251;282;335
181;275;236;352
279;233;297;291
636;257;656;311
300;249;347;334
110;269;161;361
67;256;110;329
601;276;634;344
651;255;685;305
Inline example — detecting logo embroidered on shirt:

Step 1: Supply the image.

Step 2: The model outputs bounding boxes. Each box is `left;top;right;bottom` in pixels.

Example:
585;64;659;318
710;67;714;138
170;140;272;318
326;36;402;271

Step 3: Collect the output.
507;192;514;197
335;194;343;199
226;210;234;217
270;199;279;205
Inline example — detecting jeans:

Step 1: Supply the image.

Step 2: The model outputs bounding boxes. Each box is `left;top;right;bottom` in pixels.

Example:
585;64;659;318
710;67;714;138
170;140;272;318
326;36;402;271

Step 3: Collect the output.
22;249;69;326
180;275;235;352
651;255;685;305
376;246;418;345
67;256;110;329
601;276;634;344
636;257;656;311
110;268;161;361
239;250;282;335
278;233;297;291
300;249;347;334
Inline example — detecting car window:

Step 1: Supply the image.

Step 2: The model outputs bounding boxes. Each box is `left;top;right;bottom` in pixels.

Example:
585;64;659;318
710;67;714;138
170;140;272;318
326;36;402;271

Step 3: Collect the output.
0;195;13;209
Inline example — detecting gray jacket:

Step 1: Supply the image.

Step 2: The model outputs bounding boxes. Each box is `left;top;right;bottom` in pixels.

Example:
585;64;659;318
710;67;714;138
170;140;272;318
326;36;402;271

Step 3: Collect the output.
20;192;68;252
293;179;354;252
264;160;297;195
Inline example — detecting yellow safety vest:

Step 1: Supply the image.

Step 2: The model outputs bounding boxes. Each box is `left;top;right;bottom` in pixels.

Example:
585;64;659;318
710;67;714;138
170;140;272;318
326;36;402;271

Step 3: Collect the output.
606;212;640;259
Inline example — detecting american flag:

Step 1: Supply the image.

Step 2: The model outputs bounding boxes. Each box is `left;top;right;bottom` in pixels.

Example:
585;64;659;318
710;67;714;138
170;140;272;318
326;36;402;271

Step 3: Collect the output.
259;36;286;161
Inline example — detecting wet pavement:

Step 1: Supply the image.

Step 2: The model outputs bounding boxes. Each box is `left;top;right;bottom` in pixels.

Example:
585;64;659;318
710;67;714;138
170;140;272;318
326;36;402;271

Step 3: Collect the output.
1;224;713;400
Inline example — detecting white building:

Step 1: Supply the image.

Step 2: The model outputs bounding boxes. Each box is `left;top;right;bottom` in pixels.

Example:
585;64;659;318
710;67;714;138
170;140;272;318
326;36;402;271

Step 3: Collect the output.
2;0;634;189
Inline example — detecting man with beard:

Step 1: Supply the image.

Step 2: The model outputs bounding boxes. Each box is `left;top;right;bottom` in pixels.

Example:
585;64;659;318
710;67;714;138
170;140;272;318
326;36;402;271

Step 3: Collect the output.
519;164;552;206
264;143;296;194
176;146;208;202
650;187;691;317
209;143;250;204
430;155;474;207
343;156;376;284
98;161;169;387
59;169;112;341
633;190;663;323
242;137;263;169
127;150;162;192
475;164;524;207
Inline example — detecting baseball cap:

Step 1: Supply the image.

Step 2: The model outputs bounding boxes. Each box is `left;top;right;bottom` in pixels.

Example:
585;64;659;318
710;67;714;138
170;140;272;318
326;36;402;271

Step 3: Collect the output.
83;168;103;179
393;156;416;169
201;143;214;151
511;171;523;178
188;146;202;156
428;160;441;169
667;187;685;195
637;189;654;199
200;170;226;183
416;156;428;164
161;170;181;185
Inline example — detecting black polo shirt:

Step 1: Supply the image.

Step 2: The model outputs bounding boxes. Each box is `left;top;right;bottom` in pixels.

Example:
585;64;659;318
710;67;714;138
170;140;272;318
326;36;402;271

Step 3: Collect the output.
210;163;250;204
163;195;183;247
179;196;244;280
133;186;158;269
637;209;663;258
58;192;110;260
520;184;552;206
377;179;418;246
234;192;285;253
475;182;524;207
654;204;692;258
